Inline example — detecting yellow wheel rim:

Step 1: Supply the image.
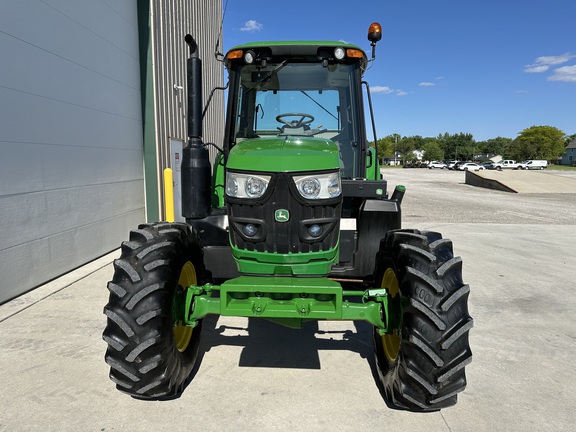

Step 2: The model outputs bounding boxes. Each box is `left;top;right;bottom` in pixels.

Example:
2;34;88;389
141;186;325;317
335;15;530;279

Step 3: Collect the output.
381;268;401;362
173;261;196;352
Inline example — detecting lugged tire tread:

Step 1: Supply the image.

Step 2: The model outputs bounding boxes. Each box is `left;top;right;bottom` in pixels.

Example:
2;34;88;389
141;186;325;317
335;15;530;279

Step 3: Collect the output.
144;259;170;272
102;223;205;399
107;282;127;299
440;284;470;312
441;318;474;350
409;298;446;331
105;356;140;382
436;256;463;279
405;266;444;294
408;334;444;367
373;229;473;411
125;337;160;362
405;366;438;395
136;309;163;325
103;308;135;337
113;259;141;283
125;283;163;311
136;241;173;260
438;354;473;383
131;228;154;241
102;335;126;352
398;244;437;265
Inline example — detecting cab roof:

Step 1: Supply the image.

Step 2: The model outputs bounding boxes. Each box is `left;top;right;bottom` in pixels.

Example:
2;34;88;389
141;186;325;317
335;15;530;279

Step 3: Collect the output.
225;40;368;72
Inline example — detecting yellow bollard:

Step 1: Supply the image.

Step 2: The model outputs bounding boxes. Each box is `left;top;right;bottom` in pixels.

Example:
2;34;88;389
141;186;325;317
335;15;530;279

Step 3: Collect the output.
163;168;175;222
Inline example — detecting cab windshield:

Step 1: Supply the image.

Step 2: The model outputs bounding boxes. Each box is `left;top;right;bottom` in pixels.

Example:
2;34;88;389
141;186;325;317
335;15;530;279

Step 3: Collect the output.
231;62;362;178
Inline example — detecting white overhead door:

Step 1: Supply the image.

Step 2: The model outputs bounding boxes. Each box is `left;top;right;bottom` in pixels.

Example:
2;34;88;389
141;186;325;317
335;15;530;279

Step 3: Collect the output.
0;1;145;303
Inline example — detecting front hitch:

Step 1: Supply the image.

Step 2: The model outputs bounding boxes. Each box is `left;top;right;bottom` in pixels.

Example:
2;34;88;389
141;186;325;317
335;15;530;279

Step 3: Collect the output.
176;277;392;332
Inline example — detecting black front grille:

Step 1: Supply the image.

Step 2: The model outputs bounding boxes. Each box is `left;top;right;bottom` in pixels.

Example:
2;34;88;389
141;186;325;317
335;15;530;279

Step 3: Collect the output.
228;173;341;254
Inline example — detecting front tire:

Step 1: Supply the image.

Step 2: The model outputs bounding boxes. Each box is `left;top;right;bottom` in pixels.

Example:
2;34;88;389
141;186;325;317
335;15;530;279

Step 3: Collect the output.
373;230;473;411
102;222;206;399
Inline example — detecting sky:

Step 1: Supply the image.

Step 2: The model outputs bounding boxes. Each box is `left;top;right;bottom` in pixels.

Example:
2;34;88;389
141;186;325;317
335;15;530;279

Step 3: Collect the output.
221;0;575;142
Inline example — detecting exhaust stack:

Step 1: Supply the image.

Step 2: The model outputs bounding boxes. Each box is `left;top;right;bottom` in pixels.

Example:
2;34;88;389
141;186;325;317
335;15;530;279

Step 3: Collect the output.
181;34;212;219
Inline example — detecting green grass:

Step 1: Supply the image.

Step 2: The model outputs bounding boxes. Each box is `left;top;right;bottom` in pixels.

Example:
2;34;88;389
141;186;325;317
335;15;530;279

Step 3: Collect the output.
548;165;576;171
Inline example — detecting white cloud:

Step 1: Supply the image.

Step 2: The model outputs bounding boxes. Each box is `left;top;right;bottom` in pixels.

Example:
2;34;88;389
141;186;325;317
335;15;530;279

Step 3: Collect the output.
240;20;263;32
524;64;549;73
419;82;436;87
548;65;576;82
371;86;394;94
524;52;575;74
371;86;413;96
535;52;575;66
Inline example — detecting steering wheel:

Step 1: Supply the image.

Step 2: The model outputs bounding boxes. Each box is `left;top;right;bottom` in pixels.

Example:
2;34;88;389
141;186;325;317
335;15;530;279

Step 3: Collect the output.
276;113;315;129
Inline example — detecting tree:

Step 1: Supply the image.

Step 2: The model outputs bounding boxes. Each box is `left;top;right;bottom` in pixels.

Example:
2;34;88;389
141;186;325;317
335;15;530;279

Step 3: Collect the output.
396;136;416;163
371;134;399;163
507;126;566;160
477;137;512;156
437;132;475;160
421;141;444;161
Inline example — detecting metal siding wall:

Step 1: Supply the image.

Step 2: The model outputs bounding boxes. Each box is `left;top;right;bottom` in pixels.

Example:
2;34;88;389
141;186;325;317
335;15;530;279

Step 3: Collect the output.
0;1;145;303
150;0;224;218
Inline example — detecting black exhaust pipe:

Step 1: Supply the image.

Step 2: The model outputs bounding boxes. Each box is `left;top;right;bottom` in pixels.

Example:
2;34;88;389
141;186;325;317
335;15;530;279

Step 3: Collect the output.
181;34;212;219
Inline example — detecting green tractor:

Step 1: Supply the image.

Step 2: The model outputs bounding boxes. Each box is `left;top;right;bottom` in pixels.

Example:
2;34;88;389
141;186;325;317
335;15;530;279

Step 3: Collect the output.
103;23;472;411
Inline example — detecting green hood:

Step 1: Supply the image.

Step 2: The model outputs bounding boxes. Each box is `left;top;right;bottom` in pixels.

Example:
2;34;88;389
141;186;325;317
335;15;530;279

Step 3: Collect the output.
227;137;340;172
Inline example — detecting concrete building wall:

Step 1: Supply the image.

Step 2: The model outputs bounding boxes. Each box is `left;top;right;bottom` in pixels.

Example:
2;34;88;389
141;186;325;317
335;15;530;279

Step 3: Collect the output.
0;1;145;303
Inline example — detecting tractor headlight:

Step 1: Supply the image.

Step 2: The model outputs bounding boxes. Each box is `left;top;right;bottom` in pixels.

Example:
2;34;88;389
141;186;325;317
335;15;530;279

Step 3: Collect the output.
226;172;271;199
293;172;341;199
334;47;346;60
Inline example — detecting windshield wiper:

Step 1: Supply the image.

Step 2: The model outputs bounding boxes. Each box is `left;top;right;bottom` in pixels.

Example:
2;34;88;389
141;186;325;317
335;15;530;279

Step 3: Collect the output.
300;91;338;121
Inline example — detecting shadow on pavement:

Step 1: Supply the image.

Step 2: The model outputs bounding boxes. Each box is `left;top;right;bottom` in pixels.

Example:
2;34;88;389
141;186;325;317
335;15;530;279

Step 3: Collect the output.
195;315;377;371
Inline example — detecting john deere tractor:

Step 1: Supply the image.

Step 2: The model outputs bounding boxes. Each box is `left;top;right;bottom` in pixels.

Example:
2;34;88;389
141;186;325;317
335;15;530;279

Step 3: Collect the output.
103;23;473;411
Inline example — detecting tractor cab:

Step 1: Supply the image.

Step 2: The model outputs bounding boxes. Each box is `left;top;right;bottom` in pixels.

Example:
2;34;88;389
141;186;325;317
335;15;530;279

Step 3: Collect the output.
224;42;370;180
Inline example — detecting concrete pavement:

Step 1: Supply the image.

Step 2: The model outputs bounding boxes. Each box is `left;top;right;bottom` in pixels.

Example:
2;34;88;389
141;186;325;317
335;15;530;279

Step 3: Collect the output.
466;168;576;193
1;169;575;432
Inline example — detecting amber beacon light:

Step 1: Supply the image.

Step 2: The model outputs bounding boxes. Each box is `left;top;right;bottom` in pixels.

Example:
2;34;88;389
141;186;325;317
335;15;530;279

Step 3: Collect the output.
367;22;382;59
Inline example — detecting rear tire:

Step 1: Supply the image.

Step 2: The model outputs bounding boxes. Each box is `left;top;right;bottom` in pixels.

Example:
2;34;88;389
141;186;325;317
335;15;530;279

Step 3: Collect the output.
102;222;206;399
373;229;473;411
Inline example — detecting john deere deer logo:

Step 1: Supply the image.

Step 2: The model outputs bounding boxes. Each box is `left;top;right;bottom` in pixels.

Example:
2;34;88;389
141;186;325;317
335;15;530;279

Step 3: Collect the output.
275;209;290;222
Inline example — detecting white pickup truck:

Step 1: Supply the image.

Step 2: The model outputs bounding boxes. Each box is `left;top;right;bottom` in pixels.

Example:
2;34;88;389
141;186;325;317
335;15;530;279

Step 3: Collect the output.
492;160;520;170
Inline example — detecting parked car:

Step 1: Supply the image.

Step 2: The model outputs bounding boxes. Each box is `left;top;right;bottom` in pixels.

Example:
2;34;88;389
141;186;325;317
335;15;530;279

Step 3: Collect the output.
451;161;466;171
481;161;494;169
447;160;458;170
457;162;485;171
524;160;548;170
428;161;447;169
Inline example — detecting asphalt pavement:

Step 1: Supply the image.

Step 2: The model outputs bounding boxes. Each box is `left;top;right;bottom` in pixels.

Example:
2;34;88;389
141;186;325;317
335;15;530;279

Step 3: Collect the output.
1;168;575;432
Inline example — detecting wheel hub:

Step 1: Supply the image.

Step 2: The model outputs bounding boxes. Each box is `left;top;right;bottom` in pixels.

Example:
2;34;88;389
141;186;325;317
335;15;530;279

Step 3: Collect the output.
381;268;401;362
173;261;197;352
